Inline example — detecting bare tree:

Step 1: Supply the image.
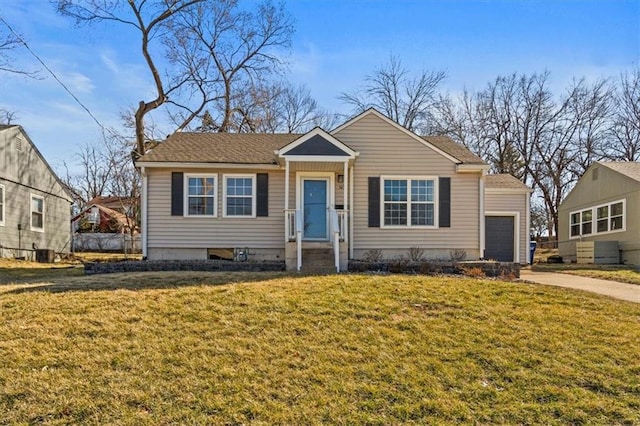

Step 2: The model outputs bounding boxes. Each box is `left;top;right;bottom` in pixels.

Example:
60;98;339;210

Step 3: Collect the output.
164;0;294;133
610;68;640;161
0;107;17;124
56;0;207;156
340;55;446;132
0;18;38;77
62;142;113;208
238;82;336;133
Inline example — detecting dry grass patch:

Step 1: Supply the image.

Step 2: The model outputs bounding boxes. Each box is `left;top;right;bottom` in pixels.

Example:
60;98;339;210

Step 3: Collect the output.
1;272;639;424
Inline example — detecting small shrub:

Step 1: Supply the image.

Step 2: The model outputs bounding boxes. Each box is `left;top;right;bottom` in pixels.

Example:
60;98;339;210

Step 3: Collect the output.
389;256;409;273
407;246;425;261
450;249;467;262
362;249;383;262
464;267;485;278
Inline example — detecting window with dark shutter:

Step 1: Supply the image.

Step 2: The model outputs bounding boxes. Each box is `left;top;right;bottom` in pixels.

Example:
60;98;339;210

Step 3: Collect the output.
171;172;184;216
256;173;268;217
439;177;451;228
368;177;380;227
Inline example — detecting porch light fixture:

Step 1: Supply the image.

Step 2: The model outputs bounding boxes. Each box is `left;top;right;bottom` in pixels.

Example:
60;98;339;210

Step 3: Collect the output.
337;174;344;183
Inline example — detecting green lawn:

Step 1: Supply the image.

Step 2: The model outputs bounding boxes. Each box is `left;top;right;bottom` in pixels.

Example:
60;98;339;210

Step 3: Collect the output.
1;270;639;424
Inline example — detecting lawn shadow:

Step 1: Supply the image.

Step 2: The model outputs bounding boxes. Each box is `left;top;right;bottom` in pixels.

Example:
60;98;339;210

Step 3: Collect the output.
1;270;294;294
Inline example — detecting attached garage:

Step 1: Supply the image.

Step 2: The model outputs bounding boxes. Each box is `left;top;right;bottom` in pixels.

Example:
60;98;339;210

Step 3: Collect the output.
485;216;515;262
484;174;532;264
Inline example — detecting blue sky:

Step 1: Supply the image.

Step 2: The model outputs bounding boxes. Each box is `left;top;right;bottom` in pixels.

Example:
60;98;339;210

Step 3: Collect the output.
0;0;638;172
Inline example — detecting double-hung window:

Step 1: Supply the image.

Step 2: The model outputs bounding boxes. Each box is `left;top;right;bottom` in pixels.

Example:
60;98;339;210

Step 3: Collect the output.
382;177;436;227
31;194;44;231
185;175;216;216
0;184;4;226
570;199;625;238
223;175;256;218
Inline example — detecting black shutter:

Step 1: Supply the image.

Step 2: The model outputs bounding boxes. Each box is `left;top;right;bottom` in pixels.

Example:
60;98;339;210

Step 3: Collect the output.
256;173;268;217
368;177;380;227
171;172;184;216
439;177;451;228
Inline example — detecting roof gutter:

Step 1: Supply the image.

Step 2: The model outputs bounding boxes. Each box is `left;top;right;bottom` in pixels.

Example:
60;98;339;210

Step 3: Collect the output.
456;164;490;173
134;161;281;170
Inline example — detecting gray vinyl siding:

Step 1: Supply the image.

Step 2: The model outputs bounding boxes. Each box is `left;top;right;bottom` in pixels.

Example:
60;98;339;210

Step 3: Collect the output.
558;164;640;263
334;113;481;257
0;127;71;257
146;168;286;249
485;192;529;264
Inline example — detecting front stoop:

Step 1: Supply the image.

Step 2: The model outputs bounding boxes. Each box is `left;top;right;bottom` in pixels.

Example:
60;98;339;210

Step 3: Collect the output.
300;248;337;274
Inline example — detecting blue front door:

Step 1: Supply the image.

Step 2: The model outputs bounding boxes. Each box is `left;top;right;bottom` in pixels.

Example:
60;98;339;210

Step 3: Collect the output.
303;179;328;240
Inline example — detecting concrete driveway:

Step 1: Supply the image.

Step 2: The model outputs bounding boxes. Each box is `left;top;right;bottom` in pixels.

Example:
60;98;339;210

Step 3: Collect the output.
520;270;640;303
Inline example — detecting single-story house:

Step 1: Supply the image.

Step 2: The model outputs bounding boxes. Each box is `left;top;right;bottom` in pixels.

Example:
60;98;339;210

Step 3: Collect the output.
71;203;136;234
0;125;73;258
135;109;531;271
559;161;640;265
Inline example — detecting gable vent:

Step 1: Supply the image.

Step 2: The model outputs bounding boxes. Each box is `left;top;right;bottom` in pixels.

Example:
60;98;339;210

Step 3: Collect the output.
592;167;599;181
16;136;23;151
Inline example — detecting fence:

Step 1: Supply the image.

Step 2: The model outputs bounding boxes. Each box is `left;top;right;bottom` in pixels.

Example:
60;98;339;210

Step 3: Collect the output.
72;233;141;253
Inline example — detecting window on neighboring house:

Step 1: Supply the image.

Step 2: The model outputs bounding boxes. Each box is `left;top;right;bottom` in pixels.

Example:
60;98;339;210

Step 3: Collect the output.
581;209;592;235
0;184;4;226
570;199;625;238
31;194;44;231
224;175;255;217
610;201;624;230
382;177;436;227
185;175;216;216
570;212;580;237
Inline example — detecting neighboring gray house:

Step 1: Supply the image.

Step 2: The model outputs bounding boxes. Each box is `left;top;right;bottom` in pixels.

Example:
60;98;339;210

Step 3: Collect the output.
0;125;73;258
559;161;640;265
135;109;531;271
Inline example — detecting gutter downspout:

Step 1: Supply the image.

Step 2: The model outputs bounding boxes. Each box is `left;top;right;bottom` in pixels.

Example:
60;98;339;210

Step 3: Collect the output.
525;191;531;264
141;167;148;260
479;173;485;259
349;164;354;260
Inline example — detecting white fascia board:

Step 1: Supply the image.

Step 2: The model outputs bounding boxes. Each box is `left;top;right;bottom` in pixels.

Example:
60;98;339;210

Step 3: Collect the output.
485;188;533;195
282;155;352;162
135;162;281;170
331;108;462;164
456;164;490;173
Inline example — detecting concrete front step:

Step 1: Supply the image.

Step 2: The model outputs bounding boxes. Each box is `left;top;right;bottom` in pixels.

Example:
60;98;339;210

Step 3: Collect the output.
301;248;336;273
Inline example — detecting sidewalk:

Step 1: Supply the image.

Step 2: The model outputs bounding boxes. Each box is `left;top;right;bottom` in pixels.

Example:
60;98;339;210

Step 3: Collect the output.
520;270;640;303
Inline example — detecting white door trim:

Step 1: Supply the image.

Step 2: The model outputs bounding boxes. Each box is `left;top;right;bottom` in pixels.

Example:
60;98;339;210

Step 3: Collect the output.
485;211;520;263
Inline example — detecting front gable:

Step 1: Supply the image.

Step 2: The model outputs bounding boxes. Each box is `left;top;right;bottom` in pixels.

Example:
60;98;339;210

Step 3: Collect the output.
561;162;640;210
331;108;461;165
277;127;357;160
0;126;73;202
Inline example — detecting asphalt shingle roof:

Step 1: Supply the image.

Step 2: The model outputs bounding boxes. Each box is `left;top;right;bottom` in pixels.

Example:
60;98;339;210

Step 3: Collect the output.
484;174;530;190
598;161;640;183
138;132;487;166
139;133;302;164
421;136;487;165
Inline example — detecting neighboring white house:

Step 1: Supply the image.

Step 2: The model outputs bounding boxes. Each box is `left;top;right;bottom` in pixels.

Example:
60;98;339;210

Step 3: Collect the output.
0;125;73;258
559;161;640;265
135;109;531;271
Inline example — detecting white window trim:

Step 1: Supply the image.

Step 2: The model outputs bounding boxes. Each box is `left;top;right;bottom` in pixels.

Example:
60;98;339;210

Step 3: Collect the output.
380;175;439;229
0;183;4;226
222;174;257;218
569;199;626;239
30;193;45;232
184;173;217;218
